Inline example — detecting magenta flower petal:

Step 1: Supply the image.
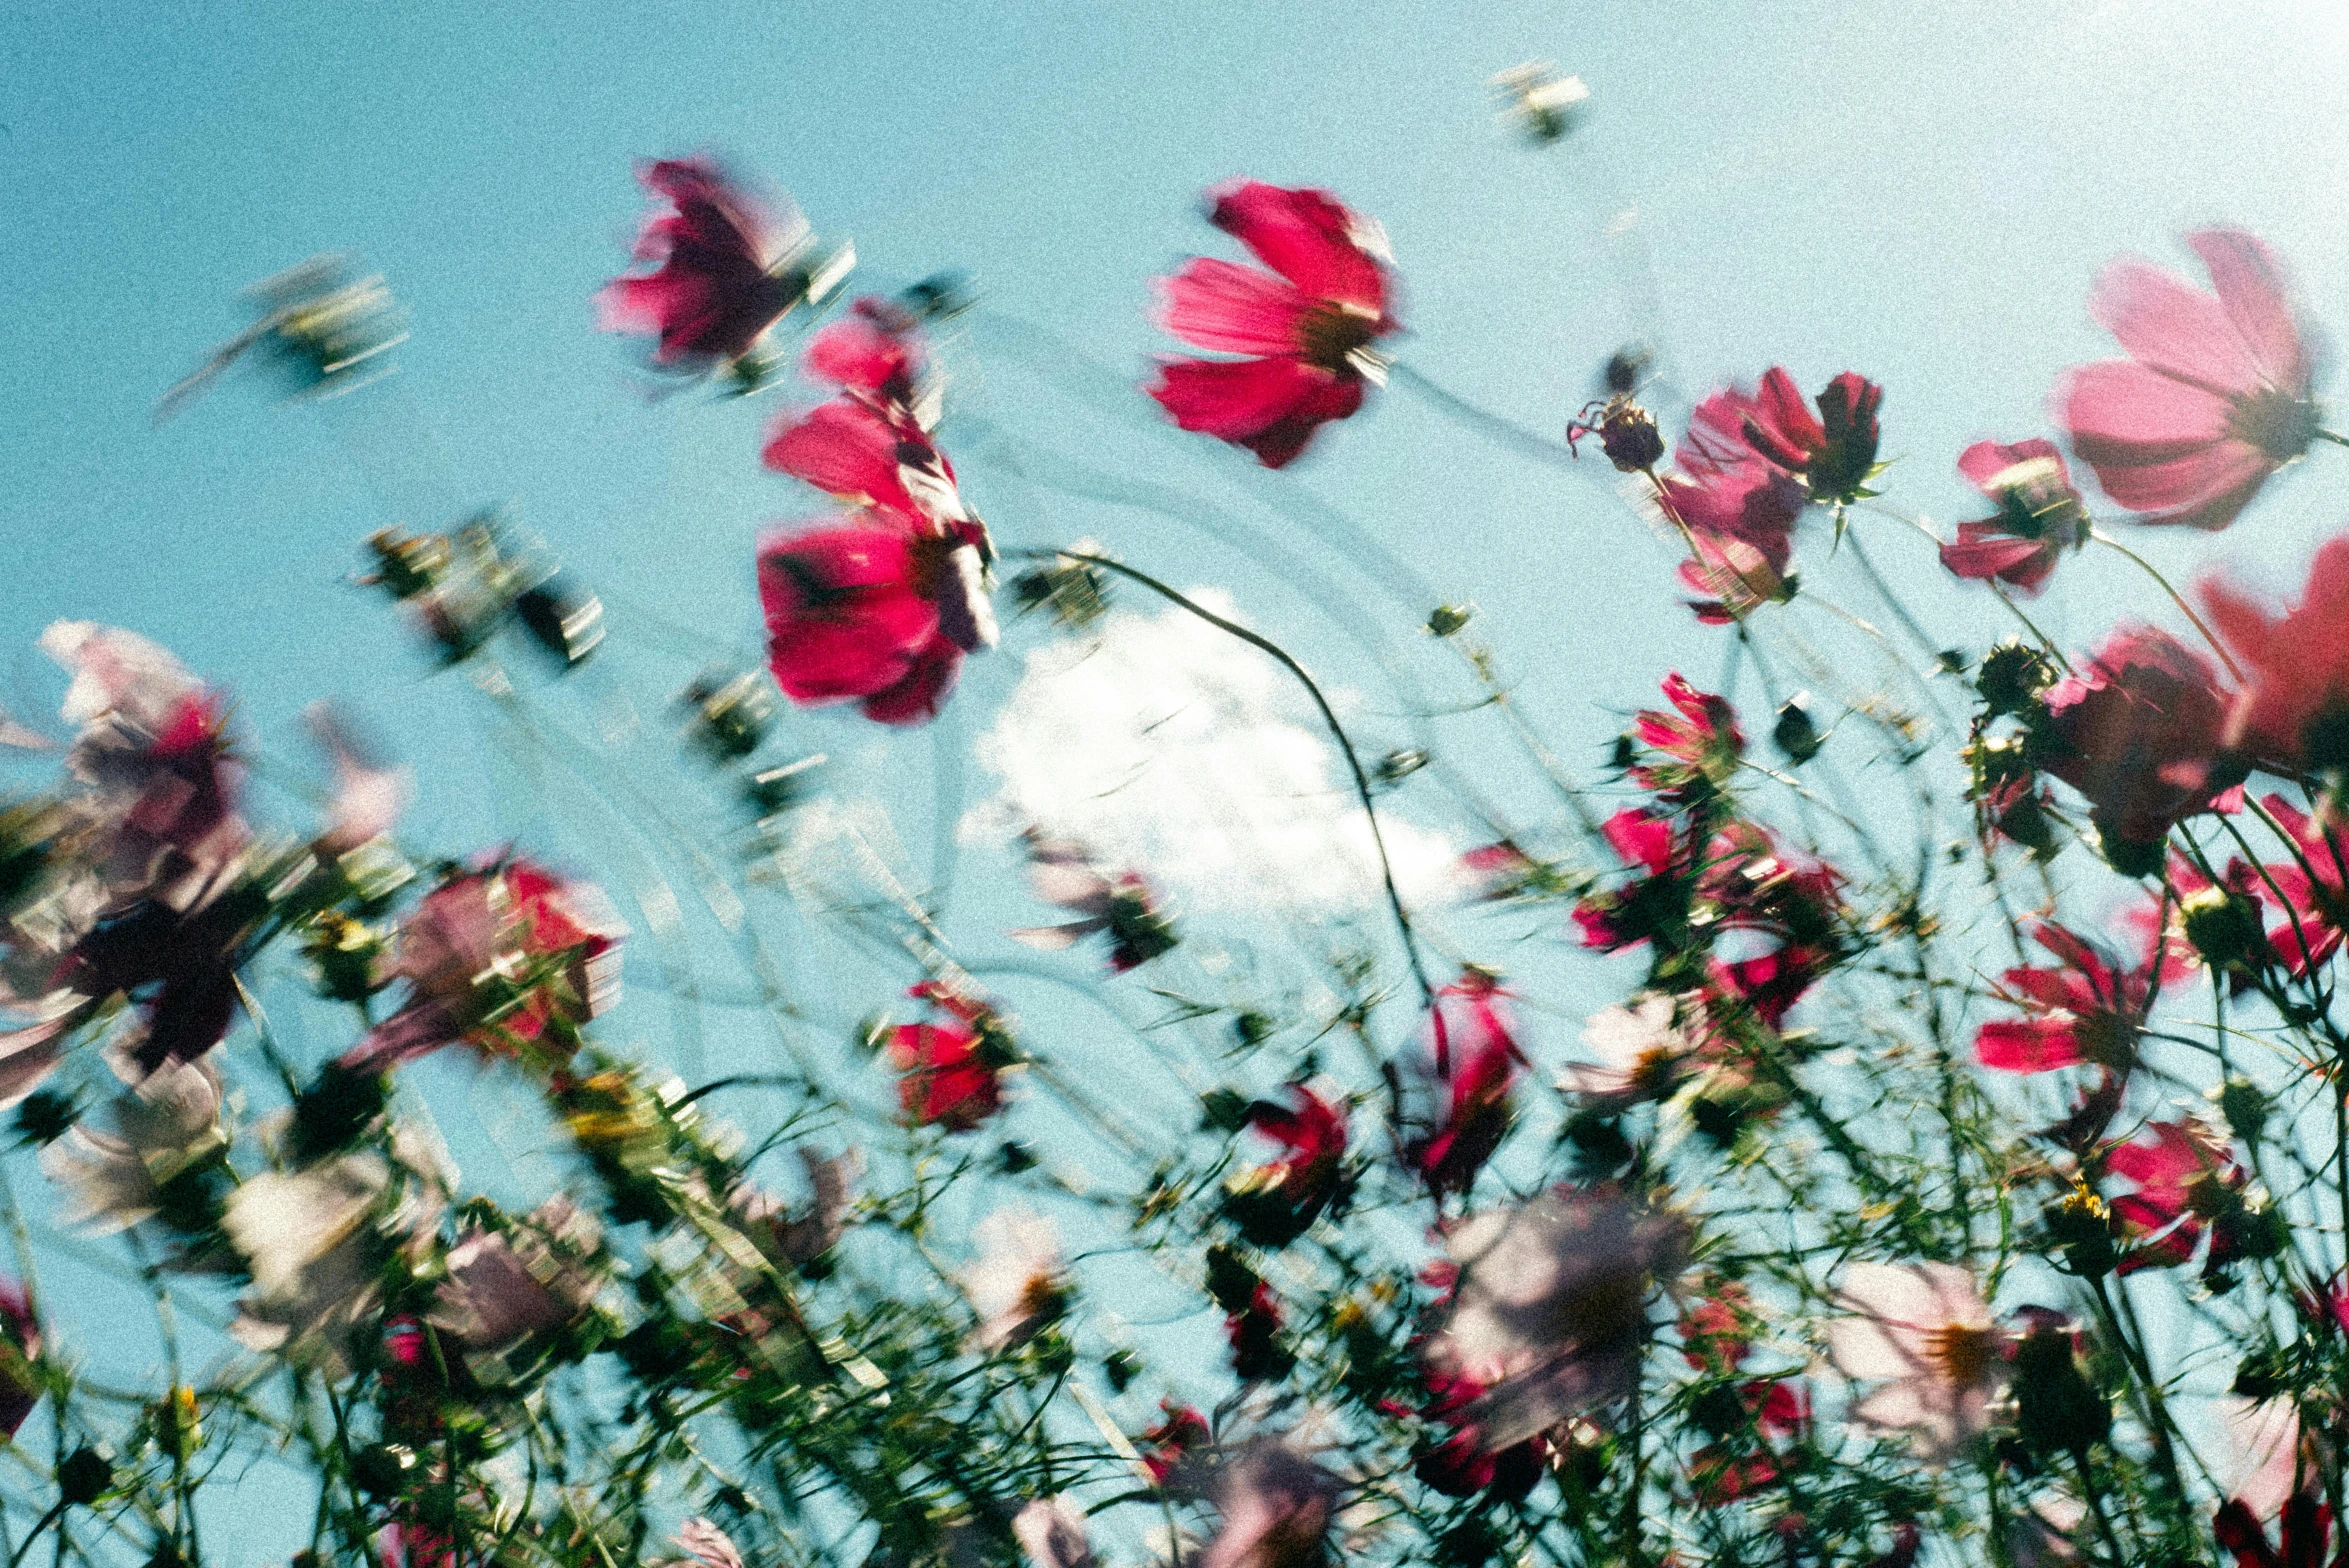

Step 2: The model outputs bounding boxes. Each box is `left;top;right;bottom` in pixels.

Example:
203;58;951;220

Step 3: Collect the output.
2189;229;2311;388
762;400;909;512
2091;258;2264;396
1155;257;1315;357
1208;181;1389;314
1149;356;1364;469
757;522;941;705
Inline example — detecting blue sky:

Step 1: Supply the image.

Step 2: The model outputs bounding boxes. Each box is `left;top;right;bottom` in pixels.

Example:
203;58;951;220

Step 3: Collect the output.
6;0;2349;1557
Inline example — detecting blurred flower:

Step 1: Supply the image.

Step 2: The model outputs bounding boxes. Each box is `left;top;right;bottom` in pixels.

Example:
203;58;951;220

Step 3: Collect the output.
1008;832;1179;973
664;1519;745;1568
0;1279;38;1439
341;857;625;1072
428;1196;603;1357
305;704;408;857
2041;625;2240;869
225;1152;416;1373
1224;1280;1294;1384
1222;1082;1349;1248
2105;1118;2257;1275
1409;970;1525;1197
2059;228;2317;531
734;1146;861;1270
1413;1369;1545;1500
2203;533;2349;777
1975;920;2146;1074
1560;993;1697;1104
1013;1496;1096;1568
1491;62;1588;145
2242;793;2349;975
1654;420;1805;623
1149;180;1399;468
41;1046;225;1235
1139;1402;1212;1487
1197;1439;1339;1568
1700;369;1884;507
42;620;247;902
889;981;1011;1132
1421;1185;1688;1449
756;518;986;727
1825;1261;2003;1463
1628;673;1744;804
158;254;407;419
1939;440;2090;594
598;157;844;374
963;1207;1067;1352
2215;1395;2302;1523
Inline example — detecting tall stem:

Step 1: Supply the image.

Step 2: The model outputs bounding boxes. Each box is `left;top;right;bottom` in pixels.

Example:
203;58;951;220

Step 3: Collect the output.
2089;528;2245;682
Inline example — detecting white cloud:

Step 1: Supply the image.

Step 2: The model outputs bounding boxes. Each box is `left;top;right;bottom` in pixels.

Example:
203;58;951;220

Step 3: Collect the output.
964;594;1460;914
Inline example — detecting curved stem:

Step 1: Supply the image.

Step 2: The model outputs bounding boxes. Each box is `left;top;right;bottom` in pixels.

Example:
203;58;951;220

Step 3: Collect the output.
1386;362;1581;474
1013;547;1439;1013
2089;528;2245;682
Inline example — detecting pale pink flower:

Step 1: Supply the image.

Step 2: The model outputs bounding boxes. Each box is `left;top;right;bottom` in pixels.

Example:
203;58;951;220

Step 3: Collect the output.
2058;229;2319;532
963;1207;1067;1351
1825;1262;2004;1462
2215;1395;2301;1522
1012;1496;1096;1568
1197;1440;1340;1568
1559;993;1696;1103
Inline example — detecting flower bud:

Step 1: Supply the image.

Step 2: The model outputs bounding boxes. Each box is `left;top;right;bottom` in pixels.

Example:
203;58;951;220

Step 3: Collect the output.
1426;603;1475;637
2181;883;2264;969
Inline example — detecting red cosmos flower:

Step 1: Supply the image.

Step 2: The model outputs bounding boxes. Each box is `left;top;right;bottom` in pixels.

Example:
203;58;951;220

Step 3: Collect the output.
1222;1083;1350;1247
1700;822;1847;1030
1225;1281;1294;1382
1148;180;1399;468
1975;920;2147;1074
2105;1119;2245;1273
2214;1495;2329;1568
0;1279;37;1440
1410;971;1526;1198
1629;673;1745;803
341;858;626;1072
1414;1370;1545;1500
763;299;974;538
597;158;822;372
1573;807;1683;952
2203;533;2349;775
1698;369;1884;507
2059;228;2320;531
2245;793;2349;974
1657;420;1805;624
1137;1402;1211;1487
756;519;988;726
1938;440;2090;594
1679;1284;1758;1374
888;982;1010;1132
2041;626;2242;869
1689;1380;1810;1506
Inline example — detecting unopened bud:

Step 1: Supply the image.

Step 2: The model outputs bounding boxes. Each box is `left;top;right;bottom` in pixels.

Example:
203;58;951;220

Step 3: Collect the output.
2181;884;2264;969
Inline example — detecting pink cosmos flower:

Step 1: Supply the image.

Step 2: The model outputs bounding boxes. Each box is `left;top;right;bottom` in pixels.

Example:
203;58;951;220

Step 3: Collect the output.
341;857;624;1072
1008;832;1179;973
1420;1186;1687;1450
1222;1082;1349;1247
2203;532;2349;774
0;1279;37;1439
2058;229;2319;531
2211;1398;2319;1568
2041;626;2241;864
1697;369;1884;506
1975;920;2146;1074
2243;792;2349;975
1939;440;2090;594
962;1207;1067;1352
597;158;831;372
1629;673;1744;803
1410;970;1527;1197
889;981;1010;1132
756;518;989;727
1824;1261;2004;1463
2104;1118;2248;1274
1197;1440;1340;1568
429;1197;601;1354
1149;180;1399;468
1011;1496;1095;1568
1656;420;1805;622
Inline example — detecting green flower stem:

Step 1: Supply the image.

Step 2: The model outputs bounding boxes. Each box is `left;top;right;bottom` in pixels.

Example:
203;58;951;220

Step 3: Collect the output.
2088;527;2246;682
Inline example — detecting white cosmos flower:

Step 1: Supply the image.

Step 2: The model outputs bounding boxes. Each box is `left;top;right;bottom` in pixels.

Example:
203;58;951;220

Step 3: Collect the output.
1825;1261;2005;1463
963;1207;1067;1351
1559;994;1694;1101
